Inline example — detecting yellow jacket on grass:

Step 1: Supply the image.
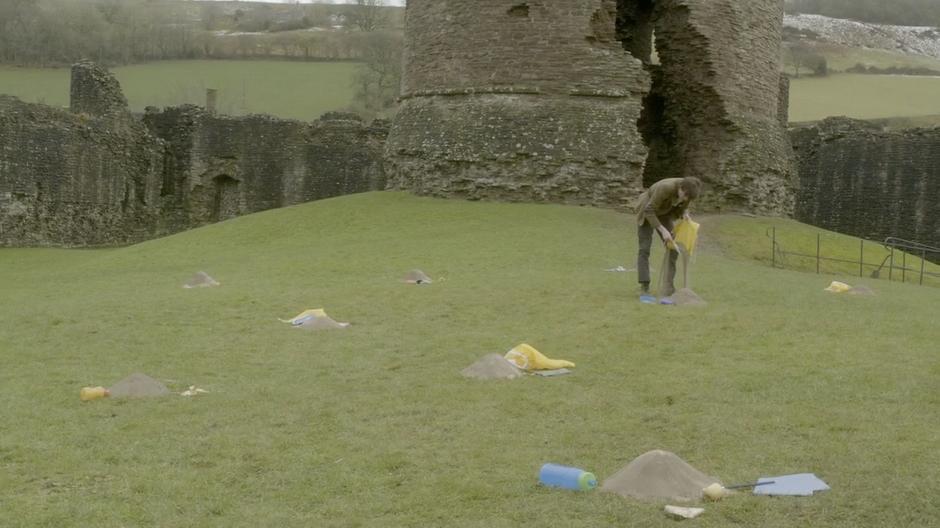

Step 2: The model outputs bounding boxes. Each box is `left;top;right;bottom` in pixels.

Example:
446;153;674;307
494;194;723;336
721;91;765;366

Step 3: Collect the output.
505;343;575;370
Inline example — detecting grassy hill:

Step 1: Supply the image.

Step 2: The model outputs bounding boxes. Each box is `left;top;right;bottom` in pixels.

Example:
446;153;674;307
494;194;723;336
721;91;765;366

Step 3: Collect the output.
0;60;358;120
1;192;938;526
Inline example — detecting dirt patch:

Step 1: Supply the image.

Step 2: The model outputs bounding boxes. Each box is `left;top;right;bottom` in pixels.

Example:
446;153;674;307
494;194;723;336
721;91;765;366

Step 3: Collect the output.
848;285;876;296
461;354;524;380
668;288;707;306
183;271;219;288
601;450;719;502
108;373;171;398
402;269;432;284
297;315;349;330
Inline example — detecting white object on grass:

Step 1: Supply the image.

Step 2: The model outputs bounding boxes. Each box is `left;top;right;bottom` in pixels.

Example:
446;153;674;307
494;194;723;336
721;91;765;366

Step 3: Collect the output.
665;505;705;519
752;473;830;496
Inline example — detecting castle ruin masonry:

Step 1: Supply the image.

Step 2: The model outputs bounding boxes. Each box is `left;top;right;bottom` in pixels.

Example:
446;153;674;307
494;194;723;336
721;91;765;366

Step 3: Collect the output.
0;62;387;247
385;0;796;214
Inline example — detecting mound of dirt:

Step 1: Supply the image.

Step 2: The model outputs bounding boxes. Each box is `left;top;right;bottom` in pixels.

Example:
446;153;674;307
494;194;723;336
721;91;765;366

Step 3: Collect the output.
601;450;719;502
848;285;876;296
297;315;350;330
183;271;220;289
402;269;432;284
668;288;707;306
109;373;171;399
461;354;524;380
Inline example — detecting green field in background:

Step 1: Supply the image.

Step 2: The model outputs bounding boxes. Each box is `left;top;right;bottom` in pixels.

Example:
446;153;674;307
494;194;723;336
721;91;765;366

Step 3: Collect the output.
0;60;359;121
4;60;940;125
788;73;940;123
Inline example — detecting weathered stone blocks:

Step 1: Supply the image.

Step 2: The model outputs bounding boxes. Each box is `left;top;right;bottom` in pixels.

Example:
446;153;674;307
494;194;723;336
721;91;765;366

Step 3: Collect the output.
387;0;797;214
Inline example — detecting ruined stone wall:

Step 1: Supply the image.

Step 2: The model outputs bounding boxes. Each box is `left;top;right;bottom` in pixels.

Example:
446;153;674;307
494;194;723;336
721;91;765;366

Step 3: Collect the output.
1;62;388;247
0;96;164;247
644;0;794;215
388;0;796;214
792;117;940;252
386;0;651;207
143;108;387;232
70;61;130;118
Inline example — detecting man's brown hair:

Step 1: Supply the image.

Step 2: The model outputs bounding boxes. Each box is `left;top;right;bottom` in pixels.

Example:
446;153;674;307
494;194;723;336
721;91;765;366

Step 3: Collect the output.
679;177;703;200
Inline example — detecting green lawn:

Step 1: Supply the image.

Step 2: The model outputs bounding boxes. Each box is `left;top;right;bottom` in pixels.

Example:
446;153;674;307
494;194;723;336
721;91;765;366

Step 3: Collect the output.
1;192;938;527
789;73;940;123
707;215;940;288
0;60;359;120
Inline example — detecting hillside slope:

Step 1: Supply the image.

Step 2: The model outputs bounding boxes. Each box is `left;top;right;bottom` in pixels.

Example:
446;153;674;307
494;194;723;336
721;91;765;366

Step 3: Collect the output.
785;14;940;59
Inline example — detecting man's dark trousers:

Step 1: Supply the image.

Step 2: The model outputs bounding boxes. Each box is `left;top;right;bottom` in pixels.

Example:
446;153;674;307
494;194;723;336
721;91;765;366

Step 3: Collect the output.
637;215;677;292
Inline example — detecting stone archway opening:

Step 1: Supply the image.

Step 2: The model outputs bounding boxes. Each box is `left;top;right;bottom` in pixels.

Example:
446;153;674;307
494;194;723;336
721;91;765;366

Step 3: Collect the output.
211;175;240;222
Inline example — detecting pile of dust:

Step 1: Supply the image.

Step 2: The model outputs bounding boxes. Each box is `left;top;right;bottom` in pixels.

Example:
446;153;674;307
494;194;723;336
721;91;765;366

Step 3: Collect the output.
402;269;432;284
297;315;350;330
109;373;171;399
848;285;876;296
601;450;719;502
461;354;524;380
183;271;220;289
668;288;706;306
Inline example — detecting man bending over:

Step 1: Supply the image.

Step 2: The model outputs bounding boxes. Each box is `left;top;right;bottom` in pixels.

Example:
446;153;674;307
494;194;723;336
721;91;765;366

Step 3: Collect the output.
635;177;703;297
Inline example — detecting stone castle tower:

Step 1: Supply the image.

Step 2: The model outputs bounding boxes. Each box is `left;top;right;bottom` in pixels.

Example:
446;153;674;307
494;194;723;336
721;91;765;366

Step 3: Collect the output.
385;0;795;214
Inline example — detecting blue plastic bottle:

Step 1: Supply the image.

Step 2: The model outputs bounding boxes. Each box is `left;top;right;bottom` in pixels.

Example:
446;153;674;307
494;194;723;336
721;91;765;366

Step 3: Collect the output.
539;463;597;491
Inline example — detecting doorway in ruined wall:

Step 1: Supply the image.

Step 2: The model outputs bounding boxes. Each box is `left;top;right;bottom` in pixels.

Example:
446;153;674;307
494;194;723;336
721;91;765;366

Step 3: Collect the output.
212;175;241;222
616;0;722;189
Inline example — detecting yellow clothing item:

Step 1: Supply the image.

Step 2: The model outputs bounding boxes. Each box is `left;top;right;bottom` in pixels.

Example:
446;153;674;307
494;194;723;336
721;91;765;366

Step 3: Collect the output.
504;343;575;370
824;281;852;293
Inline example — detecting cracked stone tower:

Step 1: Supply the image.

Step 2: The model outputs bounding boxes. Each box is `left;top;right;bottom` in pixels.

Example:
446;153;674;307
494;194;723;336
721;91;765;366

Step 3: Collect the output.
385;0;795;214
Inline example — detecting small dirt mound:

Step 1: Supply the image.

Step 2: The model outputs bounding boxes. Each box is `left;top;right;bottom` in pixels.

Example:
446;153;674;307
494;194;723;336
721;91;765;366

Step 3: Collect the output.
109;373;171;399
183;271;220;289
669;288;706;306
402;269;432;284
848;285;876;296
601;450;719;502
461;354;524;380
297;315;349;330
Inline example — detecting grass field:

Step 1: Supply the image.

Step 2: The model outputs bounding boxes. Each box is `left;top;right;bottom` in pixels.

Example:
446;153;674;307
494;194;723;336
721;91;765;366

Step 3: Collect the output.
789;73;940;122
0;60;359;121
4;58;940;125
707;215;940;288
1;192;938;527
805;43;940;74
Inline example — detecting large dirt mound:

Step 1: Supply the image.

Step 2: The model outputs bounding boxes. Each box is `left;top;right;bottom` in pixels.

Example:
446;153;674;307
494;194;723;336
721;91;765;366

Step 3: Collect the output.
601;450;719;502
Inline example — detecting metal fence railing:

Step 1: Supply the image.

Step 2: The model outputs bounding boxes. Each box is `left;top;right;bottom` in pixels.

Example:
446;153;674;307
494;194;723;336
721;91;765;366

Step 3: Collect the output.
768;227;940;286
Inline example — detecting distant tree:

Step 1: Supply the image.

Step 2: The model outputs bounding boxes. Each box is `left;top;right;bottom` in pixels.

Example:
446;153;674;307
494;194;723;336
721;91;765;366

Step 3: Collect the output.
785;43;828;78
200;3;226;31
348;0;387;32
350;30;402;118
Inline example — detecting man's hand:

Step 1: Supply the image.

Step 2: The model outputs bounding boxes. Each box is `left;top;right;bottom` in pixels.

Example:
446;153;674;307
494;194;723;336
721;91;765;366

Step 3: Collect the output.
658;225;673;243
